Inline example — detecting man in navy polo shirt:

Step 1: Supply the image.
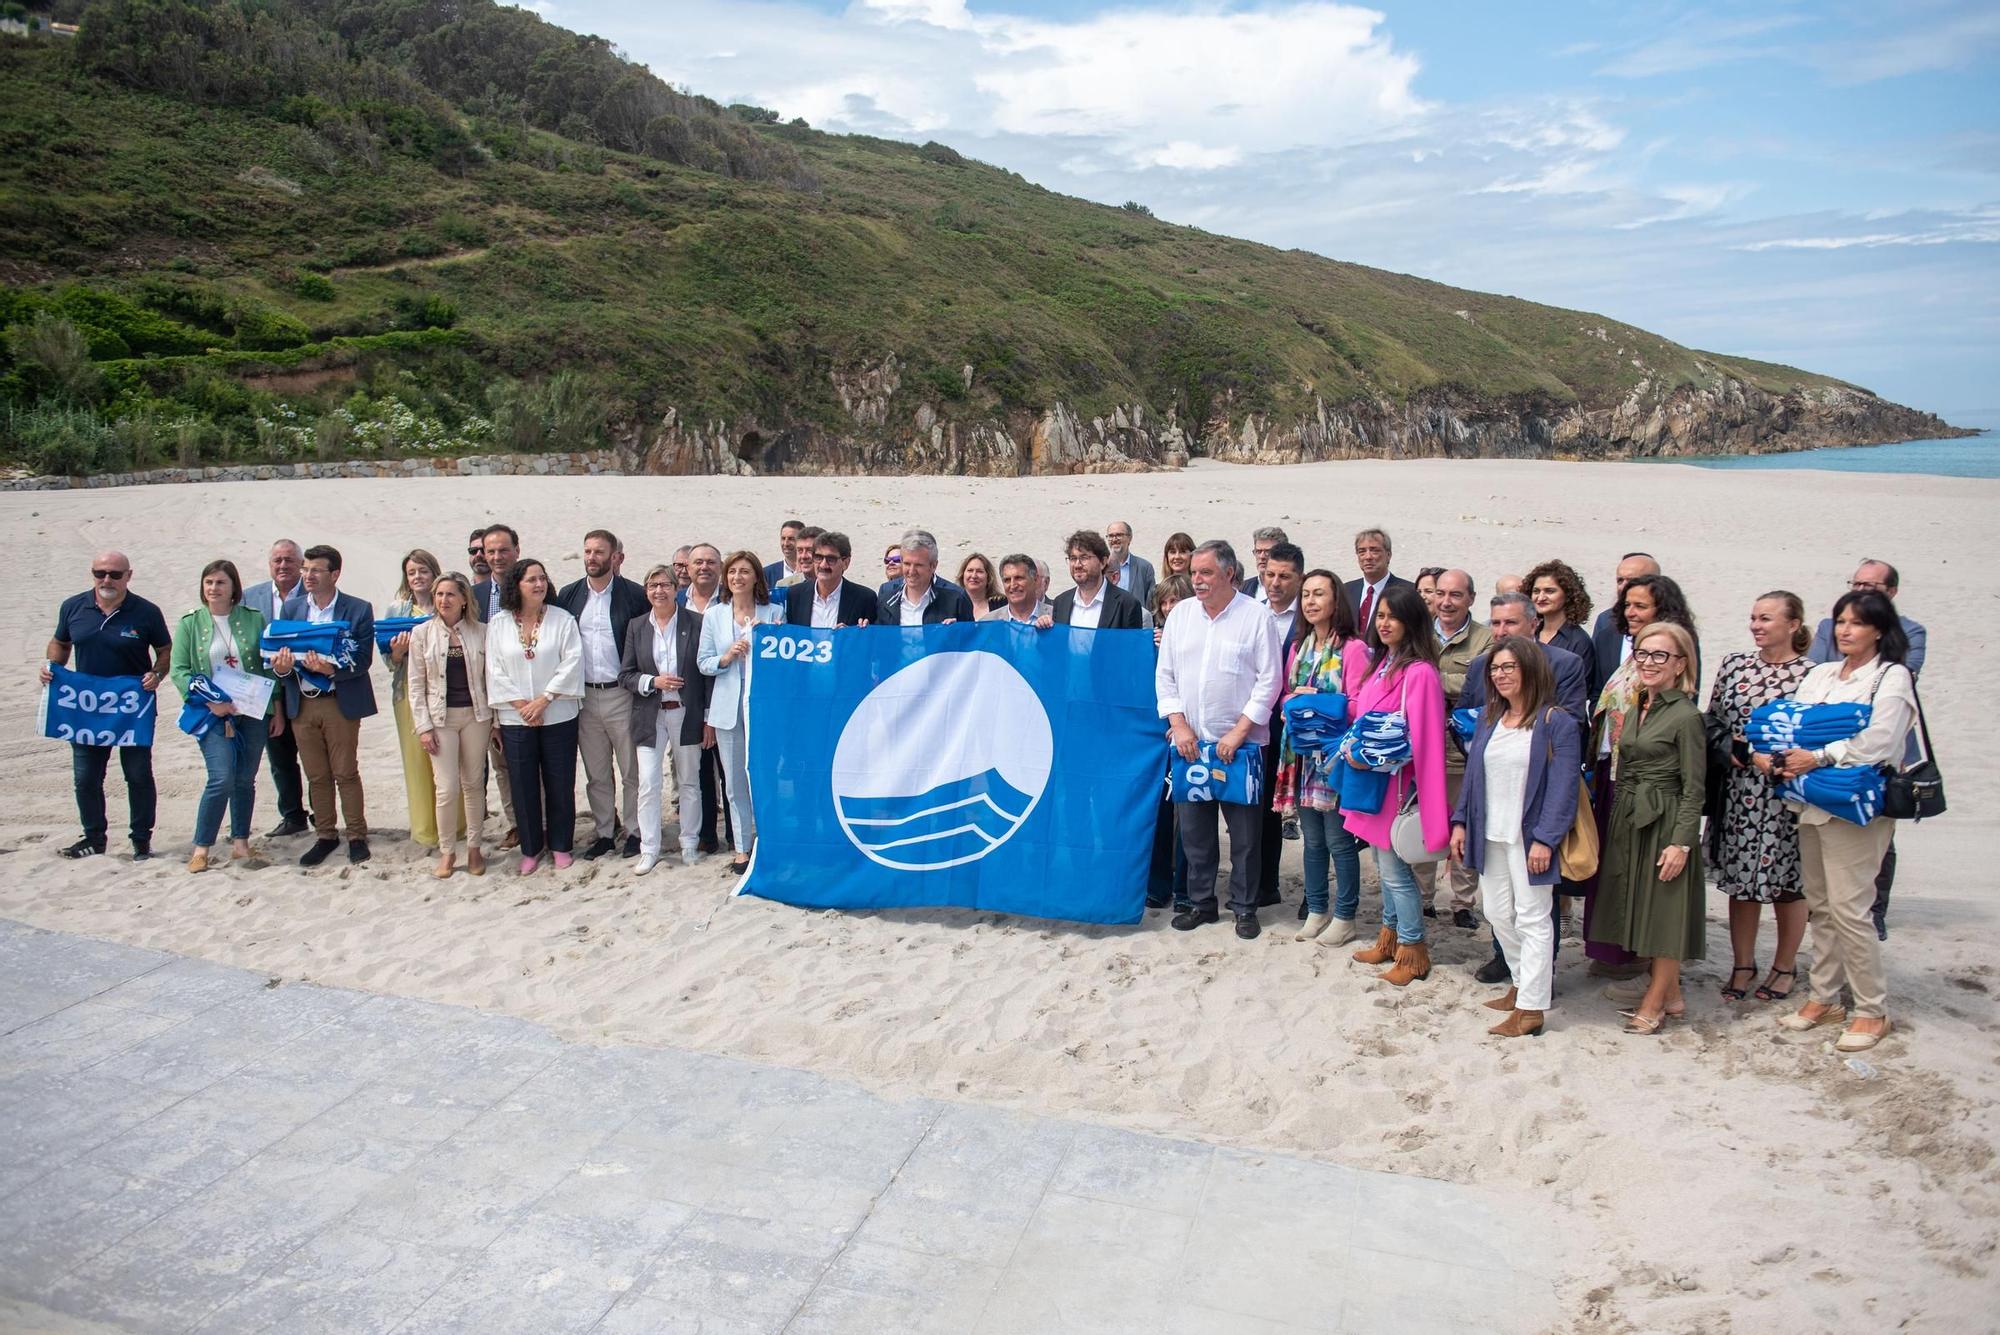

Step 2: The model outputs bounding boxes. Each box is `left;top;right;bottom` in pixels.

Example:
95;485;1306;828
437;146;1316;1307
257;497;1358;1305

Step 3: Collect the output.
42;551;172;860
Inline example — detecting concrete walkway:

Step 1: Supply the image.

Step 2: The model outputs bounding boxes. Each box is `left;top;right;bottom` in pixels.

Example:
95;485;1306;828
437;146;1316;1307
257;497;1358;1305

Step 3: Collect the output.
0;919;1557;1334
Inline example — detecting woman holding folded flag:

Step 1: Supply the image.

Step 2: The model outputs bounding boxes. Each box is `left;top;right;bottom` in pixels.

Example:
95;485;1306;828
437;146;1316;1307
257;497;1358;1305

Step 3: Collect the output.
169;559;278;872
1342;583;1449;985
383;549;444;853
1771;590;1916;1053
1275;569;1371;944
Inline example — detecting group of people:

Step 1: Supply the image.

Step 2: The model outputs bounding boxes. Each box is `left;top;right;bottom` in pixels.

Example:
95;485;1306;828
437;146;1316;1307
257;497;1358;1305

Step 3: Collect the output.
47;518;1927;1055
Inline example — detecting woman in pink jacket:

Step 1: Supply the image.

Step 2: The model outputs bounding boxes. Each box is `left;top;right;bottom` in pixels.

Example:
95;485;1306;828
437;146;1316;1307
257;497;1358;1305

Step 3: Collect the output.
1344;582;1451;985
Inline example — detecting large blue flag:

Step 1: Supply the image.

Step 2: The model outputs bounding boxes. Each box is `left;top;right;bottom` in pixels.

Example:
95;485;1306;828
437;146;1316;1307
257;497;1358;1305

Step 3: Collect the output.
40;665;157;747
738;623;1160;925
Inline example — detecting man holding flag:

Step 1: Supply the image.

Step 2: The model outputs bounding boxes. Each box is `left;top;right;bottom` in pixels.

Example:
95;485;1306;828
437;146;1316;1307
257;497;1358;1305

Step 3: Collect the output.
42;551;171;860
272;545;377;867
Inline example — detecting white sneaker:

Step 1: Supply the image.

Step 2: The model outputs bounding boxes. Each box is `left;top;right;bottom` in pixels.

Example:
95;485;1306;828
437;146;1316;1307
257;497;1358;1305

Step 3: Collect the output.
634;853;659;876
1320;918;1358;947
680;849;702;867
1295;913;1332;942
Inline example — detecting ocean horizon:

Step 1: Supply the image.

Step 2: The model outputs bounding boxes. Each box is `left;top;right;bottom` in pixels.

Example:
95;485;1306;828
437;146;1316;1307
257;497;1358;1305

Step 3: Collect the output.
1652;408;1999;478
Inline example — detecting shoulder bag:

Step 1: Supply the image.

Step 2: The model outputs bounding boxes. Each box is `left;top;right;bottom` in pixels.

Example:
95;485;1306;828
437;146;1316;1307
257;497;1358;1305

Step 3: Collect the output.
1879;671;1945;821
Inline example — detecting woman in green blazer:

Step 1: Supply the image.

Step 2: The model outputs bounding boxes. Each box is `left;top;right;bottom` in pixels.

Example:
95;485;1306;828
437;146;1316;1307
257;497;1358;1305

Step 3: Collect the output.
169;559;279;872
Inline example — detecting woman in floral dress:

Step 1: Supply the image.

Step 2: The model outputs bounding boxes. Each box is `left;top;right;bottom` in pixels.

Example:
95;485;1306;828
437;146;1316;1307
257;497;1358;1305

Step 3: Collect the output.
1704;592;1813;1003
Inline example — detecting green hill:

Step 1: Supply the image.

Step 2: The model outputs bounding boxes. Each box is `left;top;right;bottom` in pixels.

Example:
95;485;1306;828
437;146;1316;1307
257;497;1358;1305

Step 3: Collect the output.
0;0;1964;477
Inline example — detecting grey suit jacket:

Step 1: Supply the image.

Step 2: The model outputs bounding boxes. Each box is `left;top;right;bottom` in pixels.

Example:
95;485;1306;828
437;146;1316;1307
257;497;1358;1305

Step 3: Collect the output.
241;578;301;625
1108;553;1155;610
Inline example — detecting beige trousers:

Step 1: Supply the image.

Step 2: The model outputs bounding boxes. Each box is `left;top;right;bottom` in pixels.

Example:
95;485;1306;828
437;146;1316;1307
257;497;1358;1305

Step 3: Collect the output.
1800;816;1895;1019
430;706;491;854
578;686;639;840
294;694;365;839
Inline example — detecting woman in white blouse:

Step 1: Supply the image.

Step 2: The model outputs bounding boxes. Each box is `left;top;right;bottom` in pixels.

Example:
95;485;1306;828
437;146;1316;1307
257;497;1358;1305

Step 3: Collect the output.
698;550;783;877
1773;590;1917;1053
485;558;584;873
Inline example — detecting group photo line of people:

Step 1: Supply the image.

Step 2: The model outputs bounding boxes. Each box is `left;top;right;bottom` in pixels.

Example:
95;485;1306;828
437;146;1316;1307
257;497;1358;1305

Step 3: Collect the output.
45;516;1934;1055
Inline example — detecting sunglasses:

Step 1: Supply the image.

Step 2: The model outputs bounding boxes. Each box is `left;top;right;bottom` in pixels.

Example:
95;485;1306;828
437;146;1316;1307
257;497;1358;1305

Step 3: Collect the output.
884;556;902;566
92;569;129;580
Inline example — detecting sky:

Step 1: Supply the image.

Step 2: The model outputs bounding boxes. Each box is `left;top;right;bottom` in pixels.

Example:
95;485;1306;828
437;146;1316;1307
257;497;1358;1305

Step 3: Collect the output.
537;0;1997;415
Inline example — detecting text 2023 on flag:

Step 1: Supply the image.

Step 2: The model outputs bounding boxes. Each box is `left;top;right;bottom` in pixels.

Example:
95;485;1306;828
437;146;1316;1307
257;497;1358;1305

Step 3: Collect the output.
40;665;157;747
738;623;1161;925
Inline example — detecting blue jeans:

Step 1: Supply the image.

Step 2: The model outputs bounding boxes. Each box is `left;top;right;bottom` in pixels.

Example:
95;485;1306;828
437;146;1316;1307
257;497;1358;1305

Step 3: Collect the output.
1299;808;1361;919
1375;842;1426;944
193;716;269;847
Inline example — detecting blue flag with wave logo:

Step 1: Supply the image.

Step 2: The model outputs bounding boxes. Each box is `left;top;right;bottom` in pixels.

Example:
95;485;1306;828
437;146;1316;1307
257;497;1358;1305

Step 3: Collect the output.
738;623;1160;925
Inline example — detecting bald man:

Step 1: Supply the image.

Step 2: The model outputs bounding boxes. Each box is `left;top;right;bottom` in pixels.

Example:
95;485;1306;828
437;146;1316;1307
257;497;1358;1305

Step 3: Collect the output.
1589;552;1660;696
44;551;172;860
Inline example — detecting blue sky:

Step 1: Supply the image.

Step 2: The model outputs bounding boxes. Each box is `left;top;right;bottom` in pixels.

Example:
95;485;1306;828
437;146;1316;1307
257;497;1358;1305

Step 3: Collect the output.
542;1;1996;414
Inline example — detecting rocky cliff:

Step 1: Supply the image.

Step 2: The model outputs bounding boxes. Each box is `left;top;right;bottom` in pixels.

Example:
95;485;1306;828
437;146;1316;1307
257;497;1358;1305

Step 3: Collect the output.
633;356;1970;477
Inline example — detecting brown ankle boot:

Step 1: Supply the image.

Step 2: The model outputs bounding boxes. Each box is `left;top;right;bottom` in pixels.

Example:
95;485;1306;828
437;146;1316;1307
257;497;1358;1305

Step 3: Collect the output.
1378;942;1431;986
1351;927;1397;965
1482;987;1518;1012
1489;1009;1544;1038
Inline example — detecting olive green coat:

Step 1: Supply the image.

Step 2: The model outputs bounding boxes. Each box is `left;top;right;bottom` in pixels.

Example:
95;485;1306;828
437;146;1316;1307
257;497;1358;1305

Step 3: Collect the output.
1589;688;1708;961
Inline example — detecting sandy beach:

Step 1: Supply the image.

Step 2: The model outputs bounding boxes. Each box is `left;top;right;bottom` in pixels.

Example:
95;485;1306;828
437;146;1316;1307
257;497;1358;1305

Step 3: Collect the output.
4;459;1995;1333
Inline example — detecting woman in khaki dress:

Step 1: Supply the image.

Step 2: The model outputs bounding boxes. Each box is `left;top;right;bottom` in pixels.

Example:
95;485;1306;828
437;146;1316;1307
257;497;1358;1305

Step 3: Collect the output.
1589;622;1707;1034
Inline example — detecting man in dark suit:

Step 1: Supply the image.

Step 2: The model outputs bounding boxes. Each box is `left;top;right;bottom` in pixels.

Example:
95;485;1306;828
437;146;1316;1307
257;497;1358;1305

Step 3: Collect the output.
1104;520;1155;613
557;529;649;859
242;537;311;837
786;530;876;627
1255;542;1308;910
877;530;975;624
273;544;378;868
469;523;523;846
1050;530;1145;630
1589;552;1659;698
763;518;807;593
621;566;713;872
1239;526;1288;600
1343;527;1417;635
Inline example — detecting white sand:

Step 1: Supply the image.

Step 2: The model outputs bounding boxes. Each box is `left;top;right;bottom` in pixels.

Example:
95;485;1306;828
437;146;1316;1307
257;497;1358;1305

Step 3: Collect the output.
4;460;1995;1332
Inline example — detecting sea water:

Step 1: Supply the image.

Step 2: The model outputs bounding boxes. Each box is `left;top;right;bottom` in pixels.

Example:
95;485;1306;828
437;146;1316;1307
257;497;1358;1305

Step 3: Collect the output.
1662;408;1998;478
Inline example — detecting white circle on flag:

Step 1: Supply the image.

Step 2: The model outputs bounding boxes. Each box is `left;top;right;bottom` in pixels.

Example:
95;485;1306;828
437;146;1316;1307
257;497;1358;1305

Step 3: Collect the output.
831;650;1054;870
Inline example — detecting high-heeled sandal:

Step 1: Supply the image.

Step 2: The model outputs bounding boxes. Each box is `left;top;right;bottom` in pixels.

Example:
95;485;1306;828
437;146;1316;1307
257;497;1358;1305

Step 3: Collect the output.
1623;1011;1669;1035
1720;964;1756;1001
1754;968;1796;1002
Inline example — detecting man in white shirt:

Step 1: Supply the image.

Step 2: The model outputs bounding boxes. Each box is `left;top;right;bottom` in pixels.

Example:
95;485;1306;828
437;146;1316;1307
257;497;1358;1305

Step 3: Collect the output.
558;530;646;859
995;555;1047;625
682;543;727;853
1157;539;1283;939
1104;521;1155;610
1051;530;1144;630
242;538;310;836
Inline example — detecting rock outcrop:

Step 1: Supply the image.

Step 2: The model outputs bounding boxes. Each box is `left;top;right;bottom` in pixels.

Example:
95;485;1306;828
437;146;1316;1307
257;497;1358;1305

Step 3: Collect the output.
629;362;1971;477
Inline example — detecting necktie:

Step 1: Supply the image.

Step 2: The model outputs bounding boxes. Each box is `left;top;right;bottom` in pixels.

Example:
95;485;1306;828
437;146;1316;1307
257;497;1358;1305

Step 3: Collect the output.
1358;585;1375;632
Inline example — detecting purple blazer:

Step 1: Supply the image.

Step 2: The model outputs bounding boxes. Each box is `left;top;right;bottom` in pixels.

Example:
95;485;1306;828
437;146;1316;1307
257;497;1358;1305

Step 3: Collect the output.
1449;705;1582;885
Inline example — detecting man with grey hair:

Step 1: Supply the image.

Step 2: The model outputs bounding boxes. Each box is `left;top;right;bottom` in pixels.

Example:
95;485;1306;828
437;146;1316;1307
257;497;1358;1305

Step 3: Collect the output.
1416;568;1491;929
1344;528;1415;634
243;538;311;836
1157;539;1284;939
876;529;974;625
1104;520;1155;609
1240;526;1288;602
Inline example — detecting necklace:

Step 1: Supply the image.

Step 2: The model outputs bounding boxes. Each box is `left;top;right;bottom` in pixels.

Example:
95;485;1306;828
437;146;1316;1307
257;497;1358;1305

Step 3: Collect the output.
520;610;542;661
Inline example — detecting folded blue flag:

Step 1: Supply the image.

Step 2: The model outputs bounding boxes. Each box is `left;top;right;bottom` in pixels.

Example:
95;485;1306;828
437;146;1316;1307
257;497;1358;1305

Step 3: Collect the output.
1782;764;1886;826
1748;699;1872;754
261;620;358;696
1169;742;1264;805
177;673;232;739
1282;693;1349;754
1450;708;1479;744
1338;762;1391;815
374;615;431;653
1337;709;1412;772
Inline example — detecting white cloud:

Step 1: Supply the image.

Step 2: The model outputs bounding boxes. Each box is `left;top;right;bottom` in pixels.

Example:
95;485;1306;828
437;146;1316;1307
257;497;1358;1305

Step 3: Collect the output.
1139;141;1243;171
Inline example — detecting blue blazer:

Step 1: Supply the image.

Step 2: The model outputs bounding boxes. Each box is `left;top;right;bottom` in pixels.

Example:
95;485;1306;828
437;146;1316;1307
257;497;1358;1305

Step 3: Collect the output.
276;590;378;721
1460;642;1590;739
697;602;783;727
1450;705;1581;884
1589;608;1623;700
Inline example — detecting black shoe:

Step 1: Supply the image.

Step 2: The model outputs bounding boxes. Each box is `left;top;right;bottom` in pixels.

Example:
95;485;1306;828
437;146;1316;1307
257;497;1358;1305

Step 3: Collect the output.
267;816;310;838
59;838;105;860
299;837;339;867
622;835;641;859
130;838;152;861
580;836;616;861
1422;905;1438;918
1235;912;1261;940
1171;907;1219;931
1453;908;1478;931
1474;955;1512;985
347;839;371;864
698;837;722;855
1144;893;1172;909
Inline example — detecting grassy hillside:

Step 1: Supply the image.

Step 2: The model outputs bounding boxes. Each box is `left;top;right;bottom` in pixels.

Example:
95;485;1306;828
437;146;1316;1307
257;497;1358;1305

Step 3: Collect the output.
0;1;1866;475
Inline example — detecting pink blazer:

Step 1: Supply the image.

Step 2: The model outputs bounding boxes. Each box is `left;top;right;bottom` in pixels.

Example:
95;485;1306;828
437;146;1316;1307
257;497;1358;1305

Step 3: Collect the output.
1340;657;1449;853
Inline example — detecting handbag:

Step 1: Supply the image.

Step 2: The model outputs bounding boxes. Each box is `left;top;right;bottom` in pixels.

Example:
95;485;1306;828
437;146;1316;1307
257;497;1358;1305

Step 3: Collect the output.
1390;784;1444;864
1539;709;1600;880
1879;677;1945;821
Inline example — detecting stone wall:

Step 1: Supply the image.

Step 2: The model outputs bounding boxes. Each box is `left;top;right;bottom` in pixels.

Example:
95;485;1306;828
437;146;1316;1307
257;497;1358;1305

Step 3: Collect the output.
0;449;636;492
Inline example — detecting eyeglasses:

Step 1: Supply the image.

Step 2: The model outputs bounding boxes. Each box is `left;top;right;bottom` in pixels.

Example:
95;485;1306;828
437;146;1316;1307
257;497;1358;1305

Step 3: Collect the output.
1488;663;1521;676
92;569;128;580
1848;581;1888;592
1630;648;1683;666
814;554;841;565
